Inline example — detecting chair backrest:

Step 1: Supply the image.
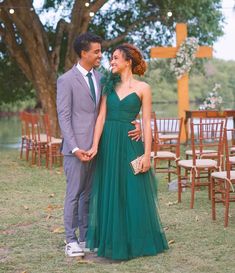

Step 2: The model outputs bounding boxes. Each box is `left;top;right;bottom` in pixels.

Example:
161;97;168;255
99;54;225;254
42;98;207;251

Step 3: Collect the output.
151;114;182;157
223;128;235;180
19;111;27;137
43;114;52;143
156;117;183;136
24;113;41;143
190;119;224;167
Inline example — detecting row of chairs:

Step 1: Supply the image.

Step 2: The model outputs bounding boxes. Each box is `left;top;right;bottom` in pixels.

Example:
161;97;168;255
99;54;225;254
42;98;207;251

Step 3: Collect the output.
19;112;63;169
147;115;234;227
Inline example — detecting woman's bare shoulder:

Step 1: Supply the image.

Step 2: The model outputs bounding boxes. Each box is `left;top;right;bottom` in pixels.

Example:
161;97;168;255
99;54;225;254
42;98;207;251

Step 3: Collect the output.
135;80;150;90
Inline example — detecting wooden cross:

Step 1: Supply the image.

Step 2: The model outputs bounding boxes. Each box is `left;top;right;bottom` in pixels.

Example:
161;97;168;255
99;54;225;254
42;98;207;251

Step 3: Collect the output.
151;23;213;141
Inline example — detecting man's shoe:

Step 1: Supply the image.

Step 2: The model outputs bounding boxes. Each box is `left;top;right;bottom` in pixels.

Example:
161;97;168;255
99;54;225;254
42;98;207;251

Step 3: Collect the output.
79;241;98;253
79;241;91;253
65;242;84;257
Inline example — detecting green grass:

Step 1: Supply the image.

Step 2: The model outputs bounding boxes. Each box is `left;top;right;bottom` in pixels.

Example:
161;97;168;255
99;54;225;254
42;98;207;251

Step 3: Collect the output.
1;150;235;273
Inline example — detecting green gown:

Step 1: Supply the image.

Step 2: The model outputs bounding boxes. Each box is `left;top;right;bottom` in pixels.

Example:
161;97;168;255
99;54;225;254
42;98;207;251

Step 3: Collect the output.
86;90;168;260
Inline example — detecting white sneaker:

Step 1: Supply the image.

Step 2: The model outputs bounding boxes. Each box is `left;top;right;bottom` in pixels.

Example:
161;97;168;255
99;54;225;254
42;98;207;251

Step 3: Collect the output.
65;242;84;257
79;241;91;253
79;241;98;253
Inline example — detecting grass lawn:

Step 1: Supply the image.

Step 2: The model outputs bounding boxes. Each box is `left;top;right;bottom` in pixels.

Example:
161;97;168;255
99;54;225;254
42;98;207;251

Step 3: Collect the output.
0;150;235;273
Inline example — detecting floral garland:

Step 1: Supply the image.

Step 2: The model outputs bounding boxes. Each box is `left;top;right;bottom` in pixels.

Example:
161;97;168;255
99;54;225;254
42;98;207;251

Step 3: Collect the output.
170;37;199;80
199;83;223;110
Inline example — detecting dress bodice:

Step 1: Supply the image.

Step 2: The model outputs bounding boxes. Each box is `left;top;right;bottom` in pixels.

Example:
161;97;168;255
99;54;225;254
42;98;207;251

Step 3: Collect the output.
106;91;141;123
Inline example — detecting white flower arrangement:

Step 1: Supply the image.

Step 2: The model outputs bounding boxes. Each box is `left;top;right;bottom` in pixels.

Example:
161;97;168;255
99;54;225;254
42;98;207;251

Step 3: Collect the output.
170;37;199;80
199;83;223;110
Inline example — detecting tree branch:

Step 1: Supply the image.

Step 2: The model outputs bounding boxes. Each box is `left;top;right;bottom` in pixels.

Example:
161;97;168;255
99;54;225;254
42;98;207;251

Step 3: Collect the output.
51;19;68;71
90;0;108;14
0;9;34;81
102;15;159;48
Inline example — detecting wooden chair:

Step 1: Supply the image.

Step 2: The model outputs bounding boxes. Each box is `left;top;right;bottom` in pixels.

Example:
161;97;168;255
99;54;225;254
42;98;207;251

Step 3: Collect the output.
151;114;183;183
26;113;47;166
211;128;235;227
185;118;227;160
177;120;224;209
43;114;63;169
19;112;27;159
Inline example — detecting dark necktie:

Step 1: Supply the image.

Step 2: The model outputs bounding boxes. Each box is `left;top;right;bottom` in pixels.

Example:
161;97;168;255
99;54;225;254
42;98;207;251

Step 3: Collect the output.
87;72;96;104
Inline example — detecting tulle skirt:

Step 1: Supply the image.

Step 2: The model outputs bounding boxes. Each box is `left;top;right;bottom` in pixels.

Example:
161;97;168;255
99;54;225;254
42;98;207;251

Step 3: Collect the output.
86;120;169;260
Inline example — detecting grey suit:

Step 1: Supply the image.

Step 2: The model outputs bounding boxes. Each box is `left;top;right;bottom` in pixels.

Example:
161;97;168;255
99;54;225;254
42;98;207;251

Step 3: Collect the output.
57;65;102;243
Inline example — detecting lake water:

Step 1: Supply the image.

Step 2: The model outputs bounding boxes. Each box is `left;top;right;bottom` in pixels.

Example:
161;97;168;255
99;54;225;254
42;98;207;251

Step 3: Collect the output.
0;115;21;150
0;103;234;150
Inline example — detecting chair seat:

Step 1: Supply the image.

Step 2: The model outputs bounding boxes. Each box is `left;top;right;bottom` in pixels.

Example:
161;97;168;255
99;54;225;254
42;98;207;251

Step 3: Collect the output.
39;134;48;142
152;151;177;159
229;156;235;164
159;133;178;140
211;171;235;180
230;147;235;152
185;149;216;156
178;159;217;169
50;137;62;145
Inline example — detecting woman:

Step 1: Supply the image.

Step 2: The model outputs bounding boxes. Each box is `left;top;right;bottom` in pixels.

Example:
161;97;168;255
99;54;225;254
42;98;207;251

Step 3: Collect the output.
86;43;168;260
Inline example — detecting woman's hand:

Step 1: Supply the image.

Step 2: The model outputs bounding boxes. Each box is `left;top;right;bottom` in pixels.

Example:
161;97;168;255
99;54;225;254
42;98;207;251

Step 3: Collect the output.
139;155;151;173
87;146;98;160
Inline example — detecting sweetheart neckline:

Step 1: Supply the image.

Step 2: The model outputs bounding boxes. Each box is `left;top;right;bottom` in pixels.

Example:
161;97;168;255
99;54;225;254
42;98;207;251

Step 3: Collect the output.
114;91;141;102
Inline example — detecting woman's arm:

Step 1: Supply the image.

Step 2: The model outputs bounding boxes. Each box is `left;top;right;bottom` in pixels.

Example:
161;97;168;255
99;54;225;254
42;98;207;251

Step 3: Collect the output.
140;84;152;172
87;95;107;159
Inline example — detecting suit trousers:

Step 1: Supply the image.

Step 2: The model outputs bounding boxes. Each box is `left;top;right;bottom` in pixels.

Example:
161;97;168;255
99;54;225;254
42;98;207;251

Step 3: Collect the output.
63;155;95;243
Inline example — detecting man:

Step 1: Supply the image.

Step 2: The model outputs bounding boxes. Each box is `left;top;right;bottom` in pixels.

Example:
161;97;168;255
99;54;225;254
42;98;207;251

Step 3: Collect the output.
57;32;140;257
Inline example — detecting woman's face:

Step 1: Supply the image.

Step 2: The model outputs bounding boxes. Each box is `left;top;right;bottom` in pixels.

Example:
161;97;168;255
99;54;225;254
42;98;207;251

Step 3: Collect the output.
110;49;130;74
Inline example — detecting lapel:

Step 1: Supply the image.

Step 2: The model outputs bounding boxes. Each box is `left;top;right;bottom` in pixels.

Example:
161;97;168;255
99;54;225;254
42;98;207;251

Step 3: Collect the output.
93;69;102;105
71;65;94;102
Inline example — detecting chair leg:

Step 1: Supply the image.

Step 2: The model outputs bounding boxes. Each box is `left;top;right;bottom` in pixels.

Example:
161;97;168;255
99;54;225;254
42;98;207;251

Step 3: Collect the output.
177;166;182;203
20;138;24;159
211;177;216;221
224;182;230;227
208;170;211;200
168;160;171;183
190;170;196;209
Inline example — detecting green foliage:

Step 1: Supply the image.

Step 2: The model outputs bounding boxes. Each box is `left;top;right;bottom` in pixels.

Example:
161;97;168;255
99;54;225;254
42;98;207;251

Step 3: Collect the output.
142;58;235;109
0;56;36;105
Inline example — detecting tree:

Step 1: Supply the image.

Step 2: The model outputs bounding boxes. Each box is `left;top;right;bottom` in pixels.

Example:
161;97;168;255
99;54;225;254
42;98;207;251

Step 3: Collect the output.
0;0;224;135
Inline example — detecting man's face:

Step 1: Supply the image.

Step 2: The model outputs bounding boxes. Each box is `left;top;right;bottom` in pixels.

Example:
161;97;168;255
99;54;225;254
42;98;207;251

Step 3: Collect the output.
82;42;102;68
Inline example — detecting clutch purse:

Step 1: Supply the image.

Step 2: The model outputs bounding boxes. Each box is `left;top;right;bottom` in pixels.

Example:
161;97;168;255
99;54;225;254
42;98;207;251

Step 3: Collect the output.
130;155;144;175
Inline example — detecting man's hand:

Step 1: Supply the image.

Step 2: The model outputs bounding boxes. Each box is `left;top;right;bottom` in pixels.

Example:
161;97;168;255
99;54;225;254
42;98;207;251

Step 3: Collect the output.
74;149;90;162
128;121;142;141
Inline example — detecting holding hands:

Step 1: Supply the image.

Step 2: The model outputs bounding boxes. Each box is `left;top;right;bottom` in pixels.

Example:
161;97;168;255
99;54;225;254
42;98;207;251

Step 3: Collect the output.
74;147;98;162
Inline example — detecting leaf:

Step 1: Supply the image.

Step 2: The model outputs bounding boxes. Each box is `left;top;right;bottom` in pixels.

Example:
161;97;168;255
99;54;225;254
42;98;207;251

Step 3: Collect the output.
52;227;65;234
45;204;63;212
46;214;52;221
166;201;178;206
76;258;93;264
168;240;175;245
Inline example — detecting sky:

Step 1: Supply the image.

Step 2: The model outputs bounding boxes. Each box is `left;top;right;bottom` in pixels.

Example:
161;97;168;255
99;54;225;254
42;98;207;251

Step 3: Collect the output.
213;0;235;60
33;0;235;61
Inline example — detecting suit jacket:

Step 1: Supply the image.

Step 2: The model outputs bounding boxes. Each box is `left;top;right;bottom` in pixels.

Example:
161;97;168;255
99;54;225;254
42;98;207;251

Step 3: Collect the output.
57;65;102;155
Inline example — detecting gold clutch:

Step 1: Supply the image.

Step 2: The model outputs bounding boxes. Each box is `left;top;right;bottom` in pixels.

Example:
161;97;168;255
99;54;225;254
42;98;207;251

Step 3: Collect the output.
130;155;144;175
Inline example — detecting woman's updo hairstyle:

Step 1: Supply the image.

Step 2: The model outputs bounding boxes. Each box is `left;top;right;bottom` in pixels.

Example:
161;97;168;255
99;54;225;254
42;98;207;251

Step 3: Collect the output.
113;43;147;76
